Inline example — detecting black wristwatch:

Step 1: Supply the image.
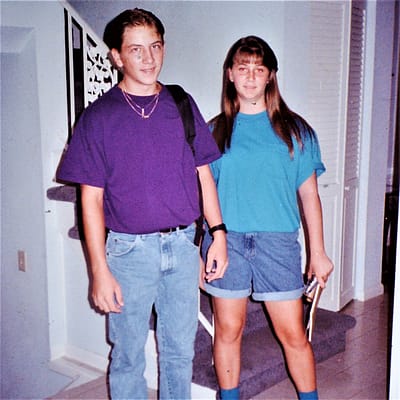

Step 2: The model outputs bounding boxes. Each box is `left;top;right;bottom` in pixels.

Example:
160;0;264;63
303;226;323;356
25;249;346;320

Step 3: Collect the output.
208;223;227;236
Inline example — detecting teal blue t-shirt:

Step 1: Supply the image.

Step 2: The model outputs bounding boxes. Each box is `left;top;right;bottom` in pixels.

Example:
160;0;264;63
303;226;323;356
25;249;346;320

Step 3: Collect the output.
210;111;325;233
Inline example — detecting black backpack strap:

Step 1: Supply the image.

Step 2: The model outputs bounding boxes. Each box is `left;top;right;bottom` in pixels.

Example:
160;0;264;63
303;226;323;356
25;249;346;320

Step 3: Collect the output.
166;84;196;156
166;84;204;246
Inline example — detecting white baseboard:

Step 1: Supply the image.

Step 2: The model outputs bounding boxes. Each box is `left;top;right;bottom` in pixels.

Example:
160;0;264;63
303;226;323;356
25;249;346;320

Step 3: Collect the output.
63;344;109;371
355;282;384;301
49;356;105;390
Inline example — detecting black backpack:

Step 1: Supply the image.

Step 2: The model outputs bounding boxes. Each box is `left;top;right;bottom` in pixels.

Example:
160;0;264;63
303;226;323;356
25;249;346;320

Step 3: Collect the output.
166;84;204;246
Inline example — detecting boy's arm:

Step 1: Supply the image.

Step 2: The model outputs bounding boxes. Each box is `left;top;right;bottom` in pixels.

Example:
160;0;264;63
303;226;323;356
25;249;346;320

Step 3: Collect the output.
197;165;228;281
81;184;124;313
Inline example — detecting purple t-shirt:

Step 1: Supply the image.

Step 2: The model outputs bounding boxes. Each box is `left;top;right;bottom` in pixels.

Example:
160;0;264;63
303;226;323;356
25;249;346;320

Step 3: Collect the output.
57;84;220;234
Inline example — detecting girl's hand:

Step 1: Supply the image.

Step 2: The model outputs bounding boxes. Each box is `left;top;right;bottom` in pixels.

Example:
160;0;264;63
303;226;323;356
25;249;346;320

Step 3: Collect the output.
308;252;334;289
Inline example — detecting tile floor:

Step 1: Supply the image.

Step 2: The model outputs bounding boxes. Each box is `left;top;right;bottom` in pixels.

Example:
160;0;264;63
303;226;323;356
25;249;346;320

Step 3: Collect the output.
50;290;391;400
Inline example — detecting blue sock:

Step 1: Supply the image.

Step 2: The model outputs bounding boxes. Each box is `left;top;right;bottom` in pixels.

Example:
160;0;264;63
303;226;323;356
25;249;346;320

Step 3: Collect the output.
298;389;318;400
219;387;240;400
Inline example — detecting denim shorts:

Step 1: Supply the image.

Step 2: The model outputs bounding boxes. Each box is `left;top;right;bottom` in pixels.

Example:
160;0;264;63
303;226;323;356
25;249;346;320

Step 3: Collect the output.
203;230;303;301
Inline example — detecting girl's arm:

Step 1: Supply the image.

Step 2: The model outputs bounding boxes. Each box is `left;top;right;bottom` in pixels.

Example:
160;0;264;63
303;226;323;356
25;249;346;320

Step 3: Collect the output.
297;173;334;288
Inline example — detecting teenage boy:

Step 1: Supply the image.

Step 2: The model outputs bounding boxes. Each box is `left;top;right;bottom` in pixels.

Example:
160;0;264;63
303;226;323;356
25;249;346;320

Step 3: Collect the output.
57;8;228;399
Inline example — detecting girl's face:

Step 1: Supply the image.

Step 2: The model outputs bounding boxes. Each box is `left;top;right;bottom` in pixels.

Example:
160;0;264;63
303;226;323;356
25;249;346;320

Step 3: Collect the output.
111;25;164;94
228;54;270;109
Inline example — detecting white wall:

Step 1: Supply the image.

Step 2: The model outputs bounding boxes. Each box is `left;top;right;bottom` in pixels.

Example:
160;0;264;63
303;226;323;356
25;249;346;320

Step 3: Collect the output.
390;210;400;398
356;0;397;301
0;2;73;398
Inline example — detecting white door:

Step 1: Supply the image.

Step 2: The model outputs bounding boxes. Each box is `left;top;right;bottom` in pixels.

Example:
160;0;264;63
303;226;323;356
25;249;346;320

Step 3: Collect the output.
308;1;365;311
304;1;351;311
339;1;366;308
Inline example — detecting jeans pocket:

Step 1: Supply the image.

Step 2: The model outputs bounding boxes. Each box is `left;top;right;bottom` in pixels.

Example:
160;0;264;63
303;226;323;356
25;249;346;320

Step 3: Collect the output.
106;233;138;257
181;225;198;248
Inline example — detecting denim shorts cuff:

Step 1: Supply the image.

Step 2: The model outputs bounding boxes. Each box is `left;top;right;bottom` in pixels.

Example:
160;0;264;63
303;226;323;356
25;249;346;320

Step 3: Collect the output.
253;287;303;302
204;282;251;299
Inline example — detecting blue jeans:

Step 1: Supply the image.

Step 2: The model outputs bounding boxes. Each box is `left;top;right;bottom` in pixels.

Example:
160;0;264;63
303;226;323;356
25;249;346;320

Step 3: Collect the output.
106;224;199;399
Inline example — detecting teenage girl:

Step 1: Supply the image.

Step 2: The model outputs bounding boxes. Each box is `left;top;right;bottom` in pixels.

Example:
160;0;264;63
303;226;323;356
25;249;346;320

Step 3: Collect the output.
203;36;334;400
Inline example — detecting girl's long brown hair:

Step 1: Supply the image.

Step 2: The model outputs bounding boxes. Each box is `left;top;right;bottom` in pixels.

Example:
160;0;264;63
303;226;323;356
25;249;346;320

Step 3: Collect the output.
210;36;314;155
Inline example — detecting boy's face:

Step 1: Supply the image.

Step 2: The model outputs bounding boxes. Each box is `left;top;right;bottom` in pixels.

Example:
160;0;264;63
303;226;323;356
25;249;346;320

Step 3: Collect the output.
111;25;164;94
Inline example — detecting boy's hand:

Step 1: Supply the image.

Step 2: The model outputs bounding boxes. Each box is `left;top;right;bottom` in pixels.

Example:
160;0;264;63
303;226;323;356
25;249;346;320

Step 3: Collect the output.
92;267;124;313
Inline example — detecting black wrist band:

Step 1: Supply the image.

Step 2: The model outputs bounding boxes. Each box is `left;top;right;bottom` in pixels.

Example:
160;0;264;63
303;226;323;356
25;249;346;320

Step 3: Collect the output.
208;223;227;236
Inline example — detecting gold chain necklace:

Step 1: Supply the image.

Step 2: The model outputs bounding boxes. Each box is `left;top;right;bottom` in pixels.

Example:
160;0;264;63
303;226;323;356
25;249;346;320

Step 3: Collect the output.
121;86;160;119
